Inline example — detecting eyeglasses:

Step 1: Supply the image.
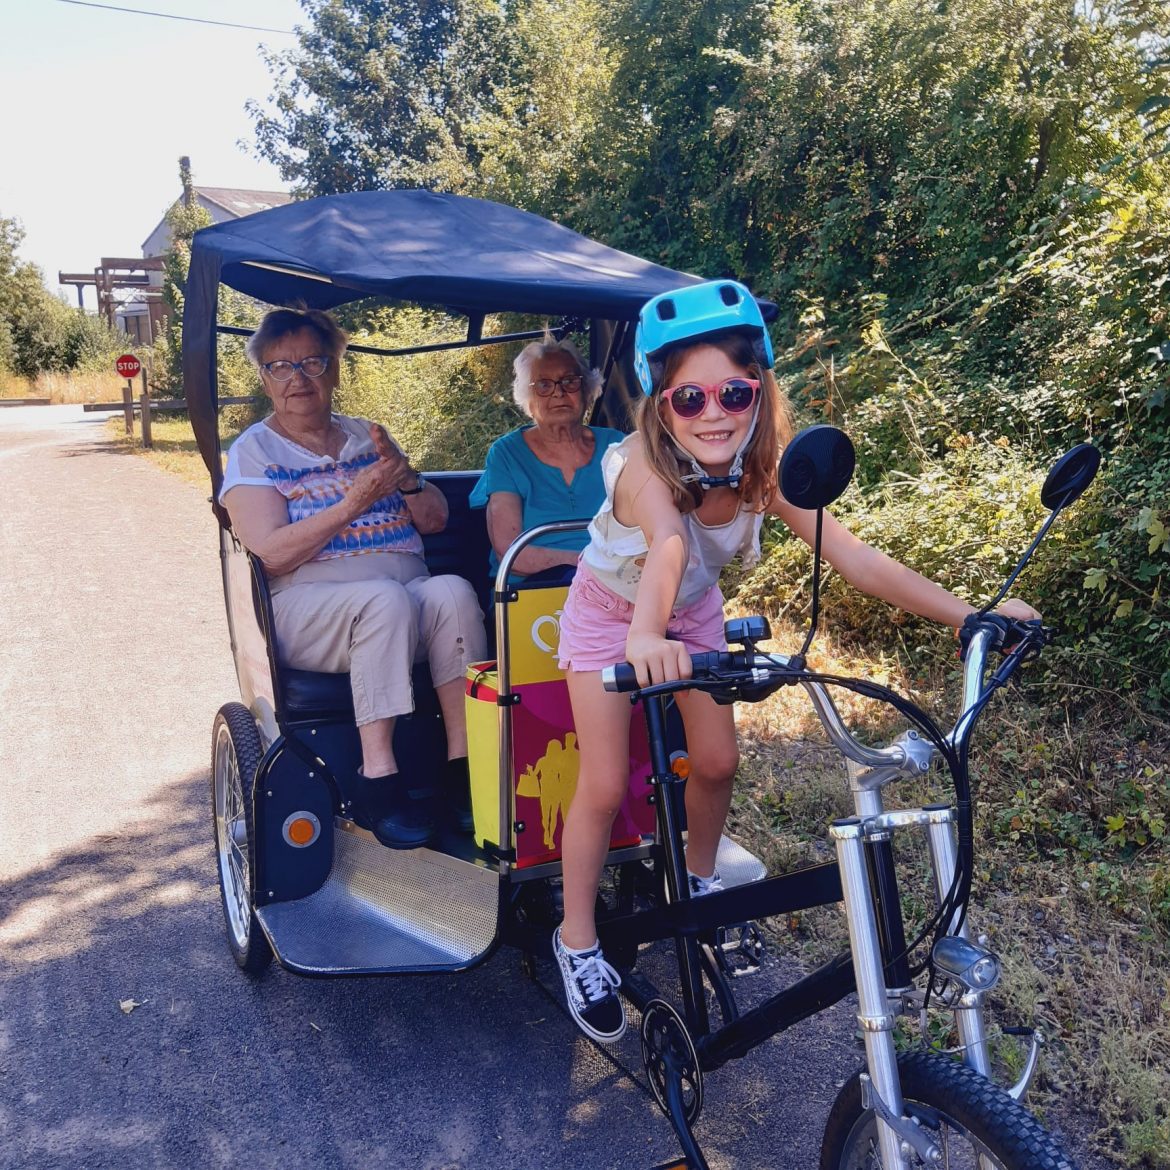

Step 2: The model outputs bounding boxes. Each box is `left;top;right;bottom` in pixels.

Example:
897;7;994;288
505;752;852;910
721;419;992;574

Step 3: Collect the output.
261;356;331;381
663;377;759;419
530;374;584;396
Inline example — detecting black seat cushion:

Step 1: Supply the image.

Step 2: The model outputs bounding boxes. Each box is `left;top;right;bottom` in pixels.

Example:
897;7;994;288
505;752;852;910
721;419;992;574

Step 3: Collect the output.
279;661;437;721
281;668;354;718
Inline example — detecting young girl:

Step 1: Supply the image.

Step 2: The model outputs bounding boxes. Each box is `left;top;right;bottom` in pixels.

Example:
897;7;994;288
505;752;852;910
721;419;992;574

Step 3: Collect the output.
552;280;1040;1043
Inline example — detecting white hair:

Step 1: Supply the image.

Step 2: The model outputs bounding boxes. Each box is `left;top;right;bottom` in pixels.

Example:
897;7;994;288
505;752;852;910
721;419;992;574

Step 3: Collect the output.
511;332;603;419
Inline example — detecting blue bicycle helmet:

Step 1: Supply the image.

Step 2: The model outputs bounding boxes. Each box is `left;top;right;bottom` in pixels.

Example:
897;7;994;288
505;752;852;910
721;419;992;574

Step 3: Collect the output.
634;279;774;396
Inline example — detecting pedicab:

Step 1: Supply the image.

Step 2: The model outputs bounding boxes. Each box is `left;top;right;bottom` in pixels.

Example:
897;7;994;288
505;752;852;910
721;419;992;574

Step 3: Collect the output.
186;190;1091;1168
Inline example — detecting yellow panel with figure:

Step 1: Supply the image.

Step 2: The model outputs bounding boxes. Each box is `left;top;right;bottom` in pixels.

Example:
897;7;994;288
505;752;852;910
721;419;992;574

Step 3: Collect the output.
465;585;656;867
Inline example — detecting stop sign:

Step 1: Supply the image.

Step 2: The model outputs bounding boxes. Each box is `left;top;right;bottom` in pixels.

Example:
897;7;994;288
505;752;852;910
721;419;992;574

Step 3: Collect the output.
115;353;142;379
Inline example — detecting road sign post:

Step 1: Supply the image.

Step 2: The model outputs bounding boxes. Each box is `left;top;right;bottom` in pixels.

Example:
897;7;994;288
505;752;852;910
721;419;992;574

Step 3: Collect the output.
140;368;152;450
114;354;142;438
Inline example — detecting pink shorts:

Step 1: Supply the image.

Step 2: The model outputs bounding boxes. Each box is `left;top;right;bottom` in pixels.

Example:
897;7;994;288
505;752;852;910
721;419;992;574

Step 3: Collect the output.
557;565;728;673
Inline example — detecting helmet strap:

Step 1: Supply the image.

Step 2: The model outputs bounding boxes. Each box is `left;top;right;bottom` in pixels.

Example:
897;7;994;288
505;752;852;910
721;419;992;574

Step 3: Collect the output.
668;401;761;492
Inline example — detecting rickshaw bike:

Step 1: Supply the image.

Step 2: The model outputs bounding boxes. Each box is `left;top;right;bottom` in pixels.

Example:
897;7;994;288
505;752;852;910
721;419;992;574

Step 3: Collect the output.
184;190;1094;1169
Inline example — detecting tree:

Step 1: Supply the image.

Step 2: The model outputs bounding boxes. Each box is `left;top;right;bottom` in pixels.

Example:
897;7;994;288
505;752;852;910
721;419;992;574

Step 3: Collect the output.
1;212;126;380
249;0;520;193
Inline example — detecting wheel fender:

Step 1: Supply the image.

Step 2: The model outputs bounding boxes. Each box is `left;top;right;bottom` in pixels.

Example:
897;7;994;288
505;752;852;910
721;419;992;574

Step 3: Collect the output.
253;740;335;905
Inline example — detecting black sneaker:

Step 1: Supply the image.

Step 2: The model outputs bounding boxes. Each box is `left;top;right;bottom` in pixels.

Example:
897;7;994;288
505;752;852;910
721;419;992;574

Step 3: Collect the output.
552;926;626;1043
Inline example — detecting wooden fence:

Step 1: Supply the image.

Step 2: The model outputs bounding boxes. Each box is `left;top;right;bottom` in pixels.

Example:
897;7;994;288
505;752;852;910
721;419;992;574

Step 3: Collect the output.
83;393;255;448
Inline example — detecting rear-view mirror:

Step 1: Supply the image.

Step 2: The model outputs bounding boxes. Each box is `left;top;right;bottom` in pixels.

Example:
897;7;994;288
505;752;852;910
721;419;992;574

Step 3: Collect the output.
1040;443;1101;512
779;425;856;511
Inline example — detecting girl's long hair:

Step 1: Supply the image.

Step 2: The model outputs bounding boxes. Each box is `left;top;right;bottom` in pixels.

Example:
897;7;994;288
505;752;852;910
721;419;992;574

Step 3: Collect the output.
635;333;794;514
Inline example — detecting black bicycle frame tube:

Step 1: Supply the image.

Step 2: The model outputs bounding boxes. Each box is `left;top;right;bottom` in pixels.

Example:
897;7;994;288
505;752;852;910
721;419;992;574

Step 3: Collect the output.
866;837;912;990
698;951;856;1070
644;695;710;1035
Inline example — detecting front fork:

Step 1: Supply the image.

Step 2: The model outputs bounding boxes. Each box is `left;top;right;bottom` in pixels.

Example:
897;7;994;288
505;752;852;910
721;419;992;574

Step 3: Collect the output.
832;803;1000;1168
925;804;993;1080
832;817;912;1170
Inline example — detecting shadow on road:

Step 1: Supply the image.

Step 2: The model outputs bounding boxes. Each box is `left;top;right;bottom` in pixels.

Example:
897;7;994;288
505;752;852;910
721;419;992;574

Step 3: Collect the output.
0;776;720;1169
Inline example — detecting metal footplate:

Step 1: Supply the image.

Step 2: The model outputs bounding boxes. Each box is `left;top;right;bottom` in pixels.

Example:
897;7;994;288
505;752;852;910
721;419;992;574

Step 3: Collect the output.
712;833;767;887
256;822;498;974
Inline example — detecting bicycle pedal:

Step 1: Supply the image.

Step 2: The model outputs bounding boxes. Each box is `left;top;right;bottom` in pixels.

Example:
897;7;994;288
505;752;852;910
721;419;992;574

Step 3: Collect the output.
714;922;766;976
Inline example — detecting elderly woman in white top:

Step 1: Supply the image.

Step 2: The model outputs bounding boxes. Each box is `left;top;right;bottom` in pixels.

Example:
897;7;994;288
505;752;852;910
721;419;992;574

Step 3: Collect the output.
219;307;487;849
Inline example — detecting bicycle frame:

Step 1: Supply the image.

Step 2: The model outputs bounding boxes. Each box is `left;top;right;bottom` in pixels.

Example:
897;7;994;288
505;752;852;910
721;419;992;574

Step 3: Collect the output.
596;623;1039;1170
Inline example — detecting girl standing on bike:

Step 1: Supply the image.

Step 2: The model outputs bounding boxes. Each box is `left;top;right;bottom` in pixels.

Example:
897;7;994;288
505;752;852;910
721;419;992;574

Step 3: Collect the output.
552;279;1040;1043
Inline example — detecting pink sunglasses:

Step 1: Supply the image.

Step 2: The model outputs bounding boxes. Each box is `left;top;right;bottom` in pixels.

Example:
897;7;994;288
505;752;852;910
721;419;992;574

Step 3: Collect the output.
662;377;759;419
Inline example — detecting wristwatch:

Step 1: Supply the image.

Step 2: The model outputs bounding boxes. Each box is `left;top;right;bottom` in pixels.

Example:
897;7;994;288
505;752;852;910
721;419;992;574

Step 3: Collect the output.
400;471;425;496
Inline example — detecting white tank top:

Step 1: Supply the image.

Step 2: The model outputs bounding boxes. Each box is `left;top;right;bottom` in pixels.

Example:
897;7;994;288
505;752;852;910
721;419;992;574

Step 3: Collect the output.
580;435;763;606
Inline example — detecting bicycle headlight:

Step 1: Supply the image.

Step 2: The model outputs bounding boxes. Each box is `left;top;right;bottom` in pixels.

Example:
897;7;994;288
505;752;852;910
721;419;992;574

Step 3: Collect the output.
932;935;1002;992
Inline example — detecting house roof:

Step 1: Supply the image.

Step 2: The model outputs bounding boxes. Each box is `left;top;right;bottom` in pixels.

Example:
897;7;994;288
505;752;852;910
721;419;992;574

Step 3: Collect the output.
195;187;294;218
142;187;292;252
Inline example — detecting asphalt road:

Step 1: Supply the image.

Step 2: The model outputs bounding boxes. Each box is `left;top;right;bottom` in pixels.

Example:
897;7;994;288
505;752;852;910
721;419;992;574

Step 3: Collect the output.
0;406;1101;1170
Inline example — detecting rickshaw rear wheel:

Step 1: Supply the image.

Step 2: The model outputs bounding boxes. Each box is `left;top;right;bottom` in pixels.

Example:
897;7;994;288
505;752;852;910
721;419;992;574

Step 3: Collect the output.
211;703;273;975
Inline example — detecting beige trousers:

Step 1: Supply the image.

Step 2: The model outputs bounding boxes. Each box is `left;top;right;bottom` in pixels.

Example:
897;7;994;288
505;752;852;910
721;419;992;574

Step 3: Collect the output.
272;557;487;727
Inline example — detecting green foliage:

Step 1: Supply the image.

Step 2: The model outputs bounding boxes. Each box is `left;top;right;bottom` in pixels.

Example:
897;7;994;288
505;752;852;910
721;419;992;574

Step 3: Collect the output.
0;212;127;379
334;305;524;470
250;0;520;193
741;436;1055;635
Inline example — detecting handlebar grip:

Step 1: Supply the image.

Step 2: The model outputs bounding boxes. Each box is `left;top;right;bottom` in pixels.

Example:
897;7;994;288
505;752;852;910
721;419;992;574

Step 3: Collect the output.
601;662;640;692
959;614;1050;661
601;651;747;692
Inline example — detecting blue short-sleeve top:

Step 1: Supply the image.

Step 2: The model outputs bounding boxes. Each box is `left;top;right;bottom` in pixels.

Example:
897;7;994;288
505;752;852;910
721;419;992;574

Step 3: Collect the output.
469;425;625;578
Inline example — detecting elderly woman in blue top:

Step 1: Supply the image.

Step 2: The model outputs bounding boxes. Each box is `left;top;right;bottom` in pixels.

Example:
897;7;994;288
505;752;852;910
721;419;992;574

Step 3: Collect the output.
220;307;487;850
470;335;624;581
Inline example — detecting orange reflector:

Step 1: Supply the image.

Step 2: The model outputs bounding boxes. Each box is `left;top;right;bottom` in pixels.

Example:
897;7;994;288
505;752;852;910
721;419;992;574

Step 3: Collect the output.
287;817;316;845
671;755;691;779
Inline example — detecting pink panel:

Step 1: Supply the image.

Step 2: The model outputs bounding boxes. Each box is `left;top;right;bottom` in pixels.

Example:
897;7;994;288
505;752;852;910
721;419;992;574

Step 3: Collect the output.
511;678;655;867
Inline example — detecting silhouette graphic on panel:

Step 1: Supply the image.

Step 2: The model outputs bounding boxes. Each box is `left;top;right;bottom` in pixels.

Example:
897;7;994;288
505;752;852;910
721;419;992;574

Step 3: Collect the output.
517;733;580;849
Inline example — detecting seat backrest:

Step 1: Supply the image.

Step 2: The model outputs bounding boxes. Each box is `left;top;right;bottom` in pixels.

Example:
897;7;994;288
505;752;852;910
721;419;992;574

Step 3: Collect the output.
421;471;492;615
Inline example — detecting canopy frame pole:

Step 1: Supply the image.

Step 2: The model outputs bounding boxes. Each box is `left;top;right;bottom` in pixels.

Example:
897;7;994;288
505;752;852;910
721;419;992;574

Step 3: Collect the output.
214;318;583;359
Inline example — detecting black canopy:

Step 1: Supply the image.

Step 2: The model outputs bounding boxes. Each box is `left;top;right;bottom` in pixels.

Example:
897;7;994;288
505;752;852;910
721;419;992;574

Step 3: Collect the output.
182;189;773;499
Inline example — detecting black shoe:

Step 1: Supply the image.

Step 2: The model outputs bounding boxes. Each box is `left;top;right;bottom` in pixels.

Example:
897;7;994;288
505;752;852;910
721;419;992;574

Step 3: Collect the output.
354;774;435;850
445;757;475;835
552;926;626;1043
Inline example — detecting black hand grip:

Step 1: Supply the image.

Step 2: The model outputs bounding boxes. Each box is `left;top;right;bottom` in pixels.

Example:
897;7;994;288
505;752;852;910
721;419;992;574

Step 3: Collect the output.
602;651;747;692
959;614;1050;661
602;662;640;692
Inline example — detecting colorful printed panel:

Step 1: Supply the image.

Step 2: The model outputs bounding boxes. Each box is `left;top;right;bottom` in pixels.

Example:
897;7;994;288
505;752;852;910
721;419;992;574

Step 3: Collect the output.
465;583;656;867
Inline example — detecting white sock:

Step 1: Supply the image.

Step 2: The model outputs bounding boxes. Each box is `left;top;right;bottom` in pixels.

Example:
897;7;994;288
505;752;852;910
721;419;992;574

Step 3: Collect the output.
561;935;600;956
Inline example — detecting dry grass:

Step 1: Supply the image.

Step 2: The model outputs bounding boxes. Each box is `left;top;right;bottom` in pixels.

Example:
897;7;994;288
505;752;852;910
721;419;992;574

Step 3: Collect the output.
104;415;227;486
1;370;129;404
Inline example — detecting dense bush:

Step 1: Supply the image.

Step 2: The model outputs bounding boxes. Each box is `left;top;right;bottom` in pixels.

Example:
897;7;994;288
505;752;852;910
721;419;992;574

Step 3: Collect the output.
335;306;525;471
250;0;1169;708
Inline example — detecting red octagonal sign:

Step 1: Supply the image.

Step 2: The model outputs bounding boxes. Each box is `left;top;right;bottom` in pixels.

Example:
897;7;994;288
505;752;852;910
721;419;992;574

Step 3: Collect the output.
115;353;142;379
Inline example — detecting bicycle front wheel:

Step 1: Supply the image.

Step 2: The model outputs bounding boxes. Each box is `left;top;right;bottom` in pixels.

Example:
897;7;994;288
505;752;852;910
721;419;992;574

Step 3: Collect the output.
820;1051;1078;1169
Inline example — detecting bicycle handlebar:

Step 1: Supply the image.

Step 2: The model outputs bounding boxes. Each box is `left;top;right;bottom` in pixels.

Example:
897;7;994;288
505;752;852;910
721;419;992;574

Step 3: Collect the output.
600;617;1053;767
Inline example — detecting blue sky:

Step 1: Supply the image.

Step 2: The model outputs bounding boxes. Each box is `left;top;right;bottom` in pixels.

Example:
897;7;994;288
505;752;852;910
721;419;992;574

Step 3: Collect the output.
0;0;304;307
